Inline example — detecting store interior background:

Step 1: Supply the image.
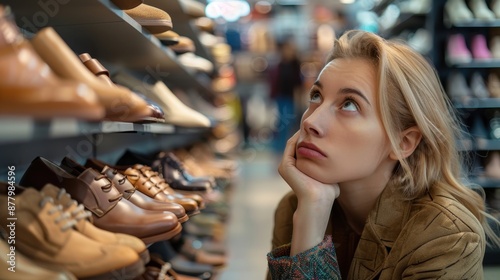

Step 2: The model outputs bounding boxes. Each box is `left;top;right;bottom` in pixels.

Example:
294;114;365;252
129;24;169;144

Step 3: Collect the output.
2;0;500;279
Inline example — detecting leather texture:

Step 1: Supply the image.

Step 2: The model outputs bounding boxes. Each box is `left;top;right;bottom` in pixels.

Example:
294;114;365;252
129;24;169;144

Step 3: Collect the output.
268;181;486;280
84;159;189;223
0;6;104;120
20;157;182;245
30;27;151;122
0;188;144;279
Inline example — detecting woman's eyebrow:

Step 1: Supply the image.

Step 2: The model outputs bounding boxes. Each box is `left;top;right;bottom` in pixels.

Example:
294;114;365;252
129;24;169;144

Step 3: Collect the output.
338;87;371;106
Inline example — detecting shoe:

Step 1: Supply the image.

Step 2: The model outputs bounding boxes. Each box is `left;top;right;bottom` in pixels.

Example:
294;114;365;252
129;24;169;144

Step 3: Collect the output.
489;73;500;98
113;72;212;127
155;30;180;46
0;188;144;279
39;183;150;263
111;0;143;9
446;34;472;65
471;34;493;61
177;52;214;74
407;28;432;55
19;157;182;244
493;0;500;18
85;157;200;217
0;6;104;120
490;36;500;60
169;36;196;54
0;238;77;280
447;71;471;103
81;157;189;223
78;53;165;123
180;0;206;18
124;3;173;34
469;0;496;21
30;27;151;122
194;17;216;33
470;72;490;98
485;151;500;179
398;0;431;14
138;254;206;280
444;0;474;26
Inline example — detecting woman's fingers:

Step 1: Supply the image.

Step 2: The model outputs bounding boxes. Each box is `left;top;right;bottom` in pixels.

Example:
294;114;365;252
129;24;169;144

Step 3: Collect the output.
278;131;300;178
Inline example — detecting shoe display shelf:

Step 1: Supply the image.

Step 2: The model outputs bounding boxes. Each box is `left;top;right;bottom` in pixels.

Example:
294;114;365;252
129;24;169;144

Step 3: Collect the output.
374;0;500;265
3;0;216;100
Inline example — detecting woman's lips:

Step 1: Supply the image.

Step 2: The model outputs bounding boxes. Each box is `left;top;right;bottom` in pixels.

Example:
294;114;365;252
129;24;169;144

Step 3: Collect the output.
296;142;327;158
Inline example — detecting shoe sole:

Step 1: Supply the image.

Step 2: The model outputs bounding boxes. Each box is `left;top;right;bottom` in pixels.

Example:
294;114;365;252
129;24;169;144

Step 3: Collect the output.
141;222;182;244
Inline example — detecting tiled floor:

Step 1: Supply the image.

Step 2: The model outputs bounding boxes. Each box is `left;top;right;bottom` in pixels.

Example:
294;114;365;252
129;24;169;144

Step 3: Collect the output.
218;151;500;280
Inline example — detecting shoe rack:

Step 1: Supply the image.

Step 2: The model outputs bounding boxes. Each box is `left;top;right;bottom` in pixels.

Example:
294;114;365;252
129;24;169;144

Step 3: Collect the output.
374;0;500;265
0;0;222;181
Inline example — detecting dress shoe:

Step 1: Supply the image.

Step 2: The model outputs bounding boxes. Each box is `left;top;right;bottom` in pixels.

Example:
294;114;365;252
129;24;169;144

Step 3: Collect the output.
471;72;490;98
113;72;211;127
40;183;150;263
169;36;196;54
85;157;200;217
470;0;496;21
0;188;144;279
0;238;77;280
444;0;473;26
30;27;151;122
471;34;493;61
82;157;189;223
446;34;472;65
20;157;182;244
124;3;173;34
78;53;165;123
0;6;104;120
111;0;143;9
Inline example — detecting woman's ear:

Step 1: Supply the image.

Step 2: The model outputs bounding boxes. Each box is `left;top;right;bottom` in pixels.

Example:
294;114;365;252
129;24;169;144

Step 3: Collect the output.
389;126;422;160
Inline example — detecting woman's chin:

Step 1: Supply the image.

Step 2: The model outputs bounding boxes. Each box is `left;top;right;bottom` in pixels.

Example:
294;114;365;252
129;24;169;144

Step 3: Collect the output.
296;160;334;184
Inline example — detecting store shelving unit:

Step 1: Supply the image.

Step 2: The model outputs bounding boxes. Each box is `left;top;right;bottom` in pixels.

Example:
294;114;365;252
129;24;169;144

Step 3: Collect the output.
0;0;216;180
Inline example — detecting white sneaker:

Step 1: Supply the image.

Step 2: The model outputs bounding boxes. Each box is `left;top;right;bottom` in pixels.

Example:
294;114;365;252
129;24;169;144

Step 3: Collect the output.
470;0;496;21
471;72;490;98
447;71;472;102
444;0;474;26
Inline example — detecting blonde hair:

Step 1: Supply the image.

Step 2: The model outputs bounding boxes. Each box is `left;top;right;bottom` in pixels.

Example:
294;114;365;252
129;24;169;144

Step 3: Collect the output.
328;30;500;247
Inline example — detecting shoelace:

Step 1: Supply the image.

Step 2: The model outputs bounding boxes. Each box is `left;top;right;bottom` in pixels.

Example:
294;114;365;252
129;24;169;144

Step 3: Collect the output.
94;174;122;203
40;196;77;231
139;167;169;191
110;169;135;195
56;188;92;221
157;262;175;280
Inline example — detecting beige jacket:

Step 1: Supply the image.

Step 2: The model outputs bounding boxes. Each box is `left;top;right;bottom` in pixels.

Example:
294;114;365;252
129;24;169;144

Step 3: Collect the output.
268;182;486;279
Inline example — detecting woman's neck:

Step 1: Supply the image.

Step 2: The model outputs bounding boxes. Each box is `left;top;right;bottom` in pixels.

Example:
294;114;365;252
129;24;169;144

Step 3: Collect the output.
336;175;392;235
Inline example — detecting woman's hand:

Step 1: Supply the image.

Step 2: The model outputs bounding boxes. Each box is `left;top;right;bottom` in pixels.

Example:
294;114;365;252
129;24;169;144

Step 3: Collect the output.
278;132;340;204
278;132;340;256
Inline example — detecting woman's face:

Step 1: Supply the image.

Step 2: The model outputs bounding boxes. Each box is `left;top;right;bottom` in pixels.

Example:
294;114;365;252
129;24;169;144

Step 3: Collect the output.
296;58;395;185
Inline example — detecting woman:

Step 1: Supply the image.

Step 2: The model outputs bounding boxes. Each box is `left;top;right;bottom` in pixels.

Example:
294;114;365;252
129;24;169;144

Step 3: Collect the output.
266;30;500;279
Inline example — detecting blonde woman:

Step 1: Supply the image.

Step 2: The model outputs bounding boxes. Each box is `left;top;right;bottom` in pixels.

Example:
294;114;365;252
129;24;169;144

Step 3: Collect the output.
267;30;500;279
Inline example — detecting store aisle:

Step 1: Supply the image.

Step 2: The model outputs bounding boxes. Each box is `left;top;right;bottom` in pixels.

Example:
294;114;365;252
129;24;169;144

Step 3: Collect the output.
219;151;290;280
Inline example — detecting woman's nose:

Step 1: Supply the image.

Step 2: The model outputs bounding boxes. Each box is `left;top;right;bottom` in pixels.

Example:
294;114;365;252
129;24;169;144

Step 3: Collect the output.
302;108;325;137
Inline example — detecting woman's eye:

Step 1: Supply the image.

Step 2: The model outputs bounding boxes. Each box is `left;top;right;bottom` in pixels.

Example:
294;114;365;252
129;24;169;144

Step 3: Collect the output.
342;100;358;111
309;91;321;103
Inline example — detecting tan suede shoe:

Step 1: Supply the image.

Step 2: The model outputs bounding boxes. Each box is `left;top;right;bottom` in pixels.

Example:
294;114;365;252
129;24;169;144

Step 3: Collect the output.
124;3;173;34
0;188;144;279
40;184;150;264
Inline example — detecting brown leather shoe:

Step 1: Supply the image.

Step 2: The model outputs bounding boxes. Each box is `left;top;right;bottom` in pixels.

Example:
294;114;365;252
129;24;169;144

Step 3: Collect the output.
0;6;104;121
30;27;151;122
84;158;201;216
81;158;189;223
40;183;150;263
78;53;166;124
20;157;182;245
0;188;144;279
0;238;77;280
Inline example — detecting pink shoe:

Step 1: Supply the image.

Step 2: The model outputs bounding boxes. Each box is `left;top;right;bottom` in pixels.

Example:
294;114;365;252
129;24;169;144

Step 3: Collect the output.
472;34;492;61
446;34;472;65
